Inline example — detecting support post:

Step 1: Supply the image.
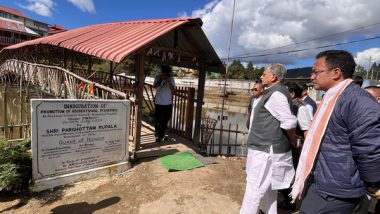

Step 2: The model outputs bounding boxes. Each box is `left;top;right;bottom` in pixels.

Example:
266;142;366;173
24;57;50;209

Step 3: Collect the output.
193;61;206;145
185;87;195;139
134;53;145;153
3;85;8;139
63;49;67;69
70;50;74;72
19;65;23;137
109;61;114;86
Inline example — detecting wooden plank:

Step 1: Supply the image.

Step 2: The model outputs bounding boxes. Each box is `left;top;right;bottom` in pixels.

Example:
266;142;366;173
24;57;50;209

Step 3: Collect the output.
133;53;145;153
193;61;206;146
180;88;186;136
185;87;195;139
175;87;181;134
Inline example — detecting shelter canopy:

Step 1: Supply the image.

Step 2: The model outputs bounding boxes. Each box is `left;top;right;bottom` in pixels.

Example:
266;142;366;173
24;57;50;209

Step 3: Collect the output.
3;18;224;73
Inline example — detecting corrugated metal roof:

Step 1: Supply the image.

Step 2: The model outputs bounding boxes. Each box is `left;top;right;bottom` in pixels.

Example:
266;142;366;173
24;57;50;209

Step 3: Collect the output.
3;18;224;72
0;5;26;18
48;25;67;35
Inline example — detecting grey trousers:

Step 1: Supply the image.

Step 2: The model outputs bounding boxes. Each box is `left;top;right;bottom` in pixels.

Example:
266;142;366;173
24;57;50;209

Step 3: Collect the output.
300;183;363;214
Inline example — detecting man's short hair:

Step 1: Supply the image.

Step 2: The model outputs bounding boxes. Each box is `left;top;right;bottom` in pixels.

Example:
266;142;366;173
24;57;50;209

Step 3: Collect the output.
364;86;380;97
161;65;172;75
285;82;303;98
266;63;286;81
316;50;356;79
353;75;364;87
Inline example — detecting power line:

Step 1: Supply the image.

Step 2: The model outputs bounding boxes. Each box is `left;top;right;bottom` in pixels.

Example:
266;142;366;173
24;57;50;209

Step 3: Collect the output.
230;22;380;58
221;35;380;60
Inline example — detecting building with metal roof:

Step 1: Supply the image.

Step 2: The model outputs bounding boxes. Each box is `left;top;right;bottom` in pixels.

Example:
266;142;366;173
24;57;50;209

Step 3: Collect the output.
0;5;49;48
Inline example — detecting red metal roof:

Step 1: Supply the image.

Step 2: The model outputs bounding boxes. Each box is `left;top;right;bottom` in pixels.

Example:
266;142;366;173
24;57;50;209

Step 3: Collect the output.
0;5;26;18
4;18;224;72
48;24;67;35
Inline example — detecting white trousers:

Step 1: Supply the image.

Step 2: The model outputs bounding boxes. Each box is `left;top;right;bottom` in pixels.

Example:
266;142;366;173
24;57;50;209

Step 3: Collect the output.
240;148;277;214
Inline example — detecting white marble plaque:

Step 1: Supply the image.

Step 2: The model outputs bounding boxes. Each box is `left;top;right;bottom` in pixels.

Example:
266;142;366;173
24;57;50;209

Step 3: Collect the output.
31;99;130;191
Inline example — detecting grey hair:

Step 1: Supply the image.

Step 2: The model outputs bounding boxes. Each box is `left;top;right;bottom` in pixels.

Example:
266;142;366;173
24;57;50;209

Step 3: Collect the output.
266;63;287;81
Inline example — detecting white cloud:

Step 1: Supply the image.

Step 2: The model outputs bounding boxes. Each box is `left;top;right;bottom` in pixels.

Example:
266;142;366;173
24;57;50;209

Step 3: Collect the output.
18;0;55;17
191;0;380;65
354;48;380;68
17;0;96;17
67;0;96;14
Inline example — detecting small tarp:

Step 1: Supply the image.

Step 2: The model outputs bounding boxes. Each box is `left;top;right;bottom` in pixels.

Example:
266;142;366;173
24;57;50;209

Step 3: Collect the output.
159;151;204;172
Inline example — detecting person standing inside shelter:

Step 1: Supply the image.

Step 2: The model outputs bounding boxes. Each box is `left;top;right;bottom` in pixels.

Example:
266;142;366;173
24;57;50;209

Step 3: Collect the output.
246;82;264;129
291;50;380;214
153;65;176;143
240;64;297;214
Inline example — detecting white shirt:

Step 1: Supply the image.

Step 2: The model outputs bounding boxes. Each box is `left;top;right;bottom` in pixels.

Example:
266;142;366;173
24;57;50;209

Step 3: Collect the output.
297;105;312;130
263;91;296;189
305;104;314;119
264;91;297;130
248;96;262;133
154;76;176;105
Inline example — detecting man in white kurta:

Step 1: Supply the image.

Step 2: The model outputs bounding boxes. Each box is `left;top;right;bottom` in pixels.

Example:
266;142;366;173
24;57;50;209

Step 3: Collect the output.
241;64;297;214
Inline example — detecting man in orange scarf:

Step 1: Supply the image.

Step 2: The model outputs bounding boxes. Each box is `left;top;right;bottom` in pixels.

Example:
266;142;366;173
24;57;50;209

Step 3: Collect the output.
291;50;380;213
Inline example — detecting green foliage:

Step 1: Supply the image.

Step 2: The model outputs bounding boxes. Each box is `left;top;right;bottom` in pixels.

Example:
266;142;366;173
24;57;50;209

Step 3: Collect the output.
226;59;264;80
227;59;245;79
0;139;32;194
354;65;367;78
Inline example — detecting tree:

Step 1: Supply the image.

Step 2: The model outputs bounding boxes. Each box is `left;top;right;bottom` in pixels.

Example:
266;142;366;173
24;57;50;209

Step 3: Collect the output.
354;65;367;78
252;67;264;80
245;62;255;80
227;59;245;79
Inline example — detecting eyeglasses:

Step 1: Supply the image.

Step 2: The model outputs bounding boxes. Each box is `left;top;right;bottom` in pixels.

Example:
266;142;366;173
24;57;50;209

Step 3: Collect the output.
251;88;258;91
311;69;328;76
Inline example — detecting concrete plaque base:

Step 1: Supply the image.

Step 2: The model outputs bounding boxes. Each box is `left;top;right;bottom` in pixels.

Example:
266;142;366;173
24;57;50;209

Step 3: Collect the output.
32;161;131;192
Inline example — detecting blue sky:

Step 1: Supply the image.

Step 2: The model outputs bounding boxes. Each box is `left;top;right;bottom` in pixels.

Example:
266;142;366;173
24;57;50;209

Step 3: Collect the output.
2;0;380;70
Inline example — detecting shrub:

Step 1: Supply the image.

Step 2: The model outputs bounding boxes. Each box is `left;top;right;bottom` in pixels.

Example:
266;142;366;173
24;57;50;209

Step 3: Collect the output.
0;139;32;194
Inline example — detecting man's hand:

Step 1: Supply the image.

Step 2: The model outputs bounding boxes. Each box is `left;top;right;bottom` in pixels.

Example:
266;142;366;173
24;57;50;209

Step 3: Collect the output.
370;189;380;199
285;128;297;148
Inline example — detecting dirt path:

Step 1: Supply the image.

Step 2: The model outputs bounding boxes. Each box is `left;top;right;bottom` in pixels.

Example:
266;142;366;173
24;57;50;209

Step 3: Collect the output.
0;157;247;214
